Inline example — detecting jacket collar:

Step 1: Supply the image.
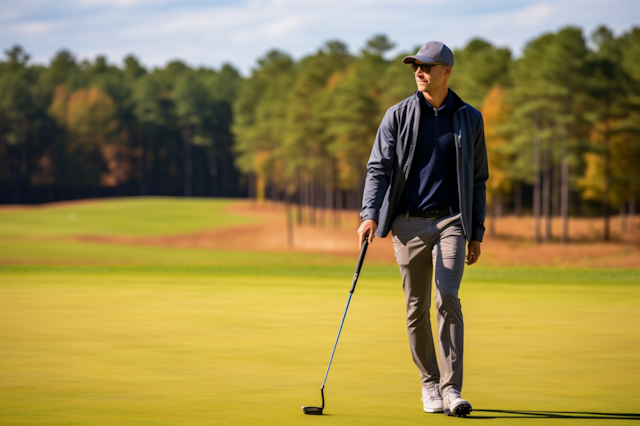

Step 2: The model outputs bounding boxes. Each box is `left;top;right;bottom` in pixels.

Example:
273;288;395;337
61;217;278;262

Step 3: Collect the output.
449;89;467;112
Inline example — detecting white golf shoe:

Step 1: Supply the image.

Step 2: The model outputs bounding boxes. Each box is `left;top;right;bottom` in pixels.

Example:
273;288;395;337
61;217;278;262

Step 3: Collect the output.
443;388;472;417
421;383;444;413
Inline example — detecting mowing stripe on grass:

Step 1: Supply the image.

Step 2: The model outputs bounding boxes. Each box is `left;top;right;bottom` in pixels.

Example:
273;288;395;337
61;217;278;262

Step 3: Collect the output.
1;264;639;285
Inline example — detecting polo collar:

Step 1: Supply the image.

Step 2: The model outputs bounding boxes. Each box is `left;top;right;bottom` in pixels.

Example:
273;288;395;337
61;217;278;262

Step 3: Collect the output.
417;89;454;111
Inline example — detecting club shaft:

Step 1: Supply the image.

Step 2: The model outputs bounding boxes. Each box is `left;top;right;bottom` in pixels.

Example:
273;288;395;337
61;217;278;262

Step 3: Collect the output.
320;236;369;389
321;292;353;389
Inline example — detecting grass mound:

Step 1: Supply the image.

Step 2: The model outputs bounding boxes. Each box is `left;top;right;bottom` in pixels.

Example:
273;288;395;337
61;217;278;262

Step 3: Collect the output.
0;197;262;238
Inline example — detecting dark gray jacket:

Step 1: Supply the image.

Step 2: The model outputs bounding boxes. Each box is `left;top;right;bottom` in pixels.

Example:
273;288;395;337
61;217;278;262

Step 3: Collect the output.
360;90;488;242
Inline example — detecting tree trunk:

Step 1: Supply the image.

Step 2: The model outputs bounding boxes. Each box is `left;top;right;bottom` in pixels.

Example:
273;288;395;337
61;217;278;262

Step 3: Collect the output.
317;182;325;227
543;138;552;244
553;153;560;218
301;179;309;225
273;181;278;204
620;203;626;234
296;173;302;225
209;152;218;197
307;180;316;226
357;173;364;213
139;128;148;196
326;181;333;228
195;147;204;196
514;182;522;217
248;172;256;201
11;148;21;204
334;188;342;227
296;187;302;225
350;190;359;225
285;185;294;247
264;180;270;203
268;180;276;206
603;122;611;242
183;128;193;197
532;120;540;243
561;135;570;244
602;131;611;241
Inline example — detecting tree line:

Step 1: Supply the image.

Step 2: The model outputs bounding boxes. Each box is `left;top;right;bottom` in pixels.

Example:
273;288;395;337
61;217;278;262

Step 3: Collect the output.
1;25;639;242
234;27;640;242
0;47;244;203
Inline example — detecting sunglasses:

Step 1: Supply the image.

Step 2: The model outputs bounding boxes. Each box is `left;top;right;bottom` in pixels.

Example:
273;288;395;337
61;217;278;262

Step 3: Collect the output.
410;63;447;73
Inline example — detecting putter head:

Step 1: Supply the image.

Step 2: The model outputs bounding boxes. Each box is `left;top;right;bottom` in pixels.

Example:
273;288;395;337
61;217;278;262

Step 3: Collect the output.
302;406;323;415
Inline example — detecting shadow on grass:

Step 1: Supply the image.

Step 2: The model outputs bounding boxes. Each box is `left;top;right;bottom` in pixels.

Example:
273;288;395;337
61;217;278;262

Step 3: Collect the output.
469;409;640;420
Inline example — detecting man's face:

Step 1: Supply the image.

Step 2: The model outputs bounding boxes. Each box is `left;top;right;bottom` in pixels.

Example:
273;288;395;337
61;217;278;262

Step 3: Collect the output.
412;60;451;93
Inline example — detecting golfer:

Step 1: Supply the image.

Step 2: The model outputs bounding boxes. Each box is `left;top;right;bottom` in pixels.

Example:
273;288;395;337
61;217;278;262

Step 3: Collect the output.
357;41;488;417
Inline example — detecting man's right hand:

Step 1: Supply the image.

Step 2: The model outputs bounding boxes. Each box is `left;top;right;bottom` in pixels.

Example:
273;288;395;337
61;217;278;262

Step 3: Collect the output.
357;219;378;249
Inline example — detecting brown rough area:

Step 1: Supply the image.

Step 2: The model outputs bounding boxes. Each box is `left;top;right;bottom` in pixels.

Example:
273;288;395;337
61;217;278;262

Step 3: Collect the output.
70;201;640;268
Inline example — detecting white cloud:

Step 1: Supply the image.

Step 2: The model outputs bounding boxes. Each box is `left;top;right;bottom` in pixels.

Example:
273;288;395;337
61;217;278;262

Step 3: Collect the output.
2;21;53;36
1;0;638;74
73;0;173;8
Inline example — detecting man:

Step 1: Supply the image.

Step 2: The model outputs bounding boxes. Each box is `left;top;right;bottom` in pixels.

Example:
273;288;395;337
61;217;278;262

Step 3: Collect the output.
356;41;488;417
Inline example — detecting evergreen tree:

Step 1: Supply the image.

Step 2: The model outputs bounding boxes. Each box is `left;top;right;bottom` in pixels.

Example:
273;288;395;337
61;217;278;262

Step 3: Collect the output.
449;39;511;109
232;50;295;201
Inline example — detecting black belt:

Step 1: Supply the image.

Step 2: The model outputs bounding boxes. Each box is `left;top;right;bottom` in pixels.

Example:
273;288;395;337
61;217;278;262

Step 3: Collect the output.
405;207;457;220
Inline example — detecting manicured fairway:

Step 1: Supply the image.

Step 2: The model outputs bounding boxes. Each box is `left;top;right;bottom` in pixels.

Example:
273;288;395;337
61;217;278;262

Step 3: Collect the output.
1;198;639;424
1;265;639;426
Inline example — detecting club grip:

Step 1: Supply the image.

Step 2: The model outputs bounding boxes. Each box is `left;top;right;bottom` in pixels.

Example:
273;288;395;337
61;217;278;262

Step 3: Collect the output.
349;235;369;293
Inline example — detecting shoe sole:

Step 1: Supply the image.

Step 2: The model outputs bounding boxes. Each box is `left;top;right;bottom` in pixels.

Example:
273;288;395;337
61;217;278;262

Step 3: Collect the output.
423;407;444;413
445;402;472;417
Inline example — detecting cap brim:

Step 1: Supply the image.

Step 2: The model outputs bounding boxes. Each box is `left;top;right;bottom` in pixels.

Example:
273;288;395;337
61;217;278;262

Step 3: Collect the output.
402;55;438;64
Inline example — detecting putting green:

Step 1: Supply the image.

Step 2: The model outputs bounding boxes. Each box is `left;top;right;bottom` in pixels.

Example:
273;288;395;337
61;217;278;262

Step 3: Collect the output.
1;266;639;425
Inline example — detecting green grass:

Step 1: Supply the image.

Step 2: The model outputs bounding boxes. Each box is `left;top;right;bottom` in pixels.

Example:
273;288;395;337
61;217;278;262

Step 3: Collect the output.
0;197;261;237
0;239;356;268
1;266;639;426
1;262;640;284
1;197;639;424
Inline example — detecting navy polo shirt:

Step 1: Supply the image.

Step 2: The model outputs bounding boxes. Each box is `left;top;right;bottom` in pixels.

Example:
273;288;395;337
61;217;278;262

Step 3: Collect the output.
397;90;460;214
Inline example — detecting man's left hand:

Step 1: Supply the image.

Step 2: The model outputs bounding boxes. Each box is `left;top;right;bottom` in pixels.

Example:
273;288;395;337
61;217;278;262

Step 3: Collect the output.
466;240;482;265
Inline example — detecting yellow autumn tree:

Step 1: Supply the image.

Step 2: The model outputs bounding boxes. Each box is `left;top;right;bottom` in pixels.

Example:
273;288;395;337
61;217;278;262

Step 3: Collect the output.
49;86;119;187
481;85;512;235
70;88;118;152
578;118;640;208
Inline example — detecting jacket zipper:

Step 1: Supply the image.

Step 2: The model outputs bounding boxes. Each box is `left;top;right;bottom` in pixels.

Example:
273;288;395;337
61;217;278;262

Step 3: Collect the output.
453;105;467;239
404;100;421;177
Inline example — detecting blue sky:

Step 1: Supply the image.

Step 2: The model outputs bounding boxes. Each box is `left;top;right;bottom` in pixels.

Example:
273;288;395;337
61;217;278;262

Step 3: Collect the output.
1;0;638;74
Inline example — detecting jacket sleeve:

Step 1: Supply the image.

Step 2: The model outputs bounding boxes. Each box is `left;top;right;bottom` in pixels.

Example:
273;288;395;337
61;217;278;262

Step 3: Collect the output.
360;109;397;224
471;114;489;242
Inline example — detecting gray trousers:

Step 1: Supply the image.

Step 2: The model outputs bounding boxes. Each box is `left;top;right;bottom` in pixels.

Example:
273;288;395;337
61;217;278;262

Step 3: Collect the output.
390;213;466;395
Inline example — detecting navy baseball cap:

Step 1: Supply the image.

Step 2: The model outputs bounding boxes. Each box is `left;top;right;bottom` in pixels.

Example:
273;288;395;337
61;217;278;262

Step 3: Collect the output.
403;41;454;67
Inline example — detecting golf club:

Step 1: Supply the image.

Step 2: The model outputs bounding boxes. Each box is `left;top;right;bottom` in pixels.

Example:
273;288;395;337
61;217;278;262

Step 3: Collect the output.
302;234;370;415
